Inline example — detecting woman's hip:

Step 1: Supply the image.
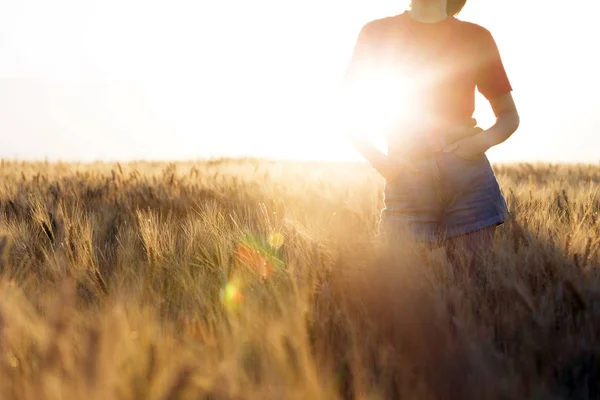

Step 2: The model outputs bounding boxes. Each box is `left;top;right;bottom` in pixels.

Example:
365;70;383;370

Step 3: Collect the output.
381;152;507;241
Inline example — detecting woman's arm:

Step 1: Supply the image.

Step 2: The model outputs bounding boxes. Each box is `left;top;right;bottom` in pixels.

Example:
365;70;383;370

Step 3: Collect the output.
444;28;519;159
478;92;520;149
348;134;419;177
341;21;418;178
452;93;519;154
443;94;519;159
473;29;519;150
348;135;392;175
486;93;521;145
342;23;383;169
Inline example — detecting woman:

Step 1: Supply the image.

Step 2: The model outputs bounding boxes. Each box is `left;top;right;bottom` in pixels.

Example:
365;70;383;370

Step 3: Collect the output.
343;0;520;265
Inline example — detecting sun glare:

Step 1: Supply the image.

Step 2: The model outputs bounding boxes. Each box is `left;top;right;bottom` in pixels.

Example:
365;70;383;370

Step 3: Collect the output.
6;0;600;163
336;66;418;153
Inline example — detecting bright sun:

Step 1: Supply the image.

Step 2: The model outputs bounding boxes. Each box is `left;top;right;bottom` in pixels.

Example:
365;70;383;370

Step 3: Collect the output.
337;64;421;155
2;0;546;163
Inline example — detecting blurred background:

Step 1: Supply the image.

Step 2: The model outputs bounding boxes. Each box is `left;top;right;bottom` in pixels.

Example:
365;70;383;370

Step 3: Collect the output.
0;0;598;163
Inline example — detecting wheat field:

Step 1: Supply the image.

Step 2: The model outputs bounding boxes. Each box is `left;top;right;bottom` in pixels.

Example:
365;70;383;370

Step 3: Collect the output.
0;159;599;400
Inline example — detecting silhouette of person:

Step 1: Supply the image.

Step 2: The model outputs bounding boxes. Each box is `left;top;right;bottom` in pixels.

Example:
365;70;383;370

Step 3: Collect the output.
342;0;520;267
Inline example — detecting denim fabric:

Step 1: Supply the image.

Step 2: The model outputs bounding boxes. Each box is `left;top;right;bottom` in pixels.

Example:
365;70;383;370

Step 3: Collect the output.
379;151;508;243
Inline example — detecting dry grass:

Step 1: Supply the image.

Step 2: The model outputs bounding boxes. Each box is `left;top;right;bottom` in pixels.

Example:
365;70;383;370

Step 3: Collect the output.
0;158;599;399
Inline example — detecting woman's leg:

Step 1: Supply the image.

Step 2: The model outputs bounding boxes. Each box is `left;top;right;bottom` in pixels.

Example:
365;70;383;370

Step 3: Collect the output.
434;151;506;285
444;225;496;285
381;156;444;243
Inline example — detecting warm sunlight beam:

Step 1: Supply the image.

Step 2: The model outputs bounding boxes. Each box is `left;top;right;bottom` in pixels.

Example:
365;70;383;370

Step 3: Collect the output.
338;65;422;154
2;0;600;162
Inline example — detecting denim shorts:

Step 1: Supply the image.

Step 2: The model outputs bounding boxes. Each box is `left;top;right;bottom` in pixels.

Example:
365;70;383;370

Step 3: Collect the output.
379;151;508;243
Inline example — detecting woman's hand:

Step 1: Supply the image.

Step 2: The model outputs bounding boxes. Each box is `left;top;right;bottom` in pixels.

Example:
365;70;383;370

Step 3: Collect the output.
443;94;520;161
347;133;419;180
443;131;491;161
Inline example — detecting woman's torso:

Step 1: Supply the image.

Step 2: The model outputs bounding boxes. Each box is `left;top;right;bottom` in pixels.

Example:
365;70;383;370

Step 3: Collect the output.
360;12;488;152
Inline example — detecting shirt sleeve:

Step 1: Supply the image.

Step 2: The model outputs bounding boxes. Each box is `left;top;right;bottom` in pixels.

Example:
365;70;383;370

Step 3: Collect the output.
476;29;512;100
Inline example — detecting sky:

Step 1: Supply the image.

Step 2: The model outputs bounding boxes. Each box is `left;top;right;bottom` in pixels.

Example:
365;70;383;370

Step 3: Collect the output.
0;0;599;163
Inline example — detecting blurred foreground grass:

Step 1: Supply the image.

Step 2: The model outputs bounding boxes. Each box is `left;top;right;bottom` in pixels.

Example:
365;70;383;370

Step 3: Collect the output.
1;159;600;399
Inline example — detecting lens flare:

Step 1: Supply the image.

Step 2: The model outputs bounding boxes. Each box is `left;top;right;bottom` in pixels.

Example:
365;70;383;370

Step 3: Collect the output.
220;279;244;312
268;231;284;249
233;232;285;279
234;243;273;279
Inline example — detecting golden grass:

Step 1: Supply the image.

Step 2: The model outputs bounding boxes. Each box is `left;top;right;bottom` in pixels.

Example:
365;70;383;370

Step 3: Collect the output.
0;158;599;399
